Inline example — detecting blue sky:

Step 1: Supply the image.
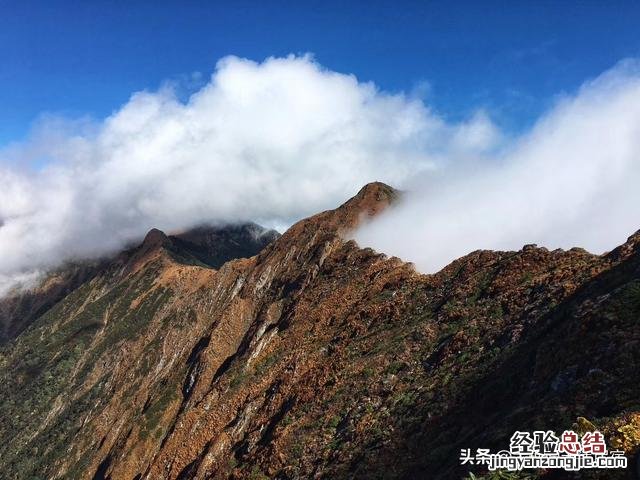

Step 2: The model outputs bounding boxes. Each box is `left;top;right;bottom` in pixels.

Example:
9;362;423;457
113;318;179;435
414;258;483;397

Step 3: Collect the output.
1;0;639;146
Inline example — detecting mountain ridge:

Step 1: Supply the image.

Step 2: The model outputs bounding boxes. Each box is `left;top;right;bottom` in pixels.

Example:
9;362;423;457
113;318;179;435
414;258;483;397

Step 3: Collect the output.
0;182;638;480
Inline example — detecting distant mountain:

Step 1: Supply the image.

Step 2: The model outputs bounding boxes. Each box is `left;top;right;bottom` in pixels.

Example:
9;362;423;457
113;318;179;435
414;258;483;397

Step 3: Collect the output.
0;223;279;344
0;183;638;479
169;222;280;269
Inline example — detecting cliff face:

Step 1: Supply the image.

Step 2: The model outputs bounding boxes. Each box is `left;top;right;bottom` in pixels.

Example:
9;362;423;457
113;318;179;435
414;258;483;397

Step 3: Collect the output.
0;183;638;480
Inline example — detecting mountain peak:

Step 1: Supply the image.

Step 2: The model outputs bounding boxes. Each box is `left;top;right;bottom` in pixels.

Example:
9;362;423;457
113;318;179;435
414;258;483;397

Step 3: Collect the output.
293;182;399;236
345;181;398;211
329;181;399;232
141;228;171;249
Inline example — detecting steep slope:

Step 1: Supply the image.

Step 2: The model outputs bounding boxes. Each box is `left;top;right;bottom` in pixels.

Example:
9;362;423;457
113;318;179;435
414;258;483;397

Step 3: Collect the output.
0;183;638;480
0;223;279;345
0;261;106;344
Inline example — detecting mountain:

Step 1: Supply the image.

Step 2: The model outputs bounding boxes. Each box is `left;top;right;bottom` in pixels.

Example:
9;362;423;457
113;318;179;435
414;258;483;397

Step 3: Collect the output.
0;183;638;480
0;223;279;345
0;261;107;345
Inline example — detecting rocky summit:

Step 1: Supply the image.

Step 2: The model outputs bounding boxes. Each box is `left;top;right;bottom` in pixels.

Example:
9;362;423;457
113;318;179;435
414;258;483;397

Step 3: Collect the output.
0;183;638;480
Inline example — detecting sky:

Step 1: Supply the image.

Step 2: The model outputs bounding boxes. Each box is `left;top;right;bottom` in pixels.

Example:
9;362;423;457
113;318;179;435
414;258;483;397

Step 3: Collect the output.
1;2;640;295
2;1;640;147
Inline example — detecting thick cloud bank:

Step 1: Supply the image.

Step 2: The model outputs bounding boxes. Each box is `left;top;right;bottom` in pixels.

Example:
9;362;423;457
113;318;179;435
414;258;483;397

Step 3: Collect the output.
355;60;640;272
1;55;487;295
1;56;639;295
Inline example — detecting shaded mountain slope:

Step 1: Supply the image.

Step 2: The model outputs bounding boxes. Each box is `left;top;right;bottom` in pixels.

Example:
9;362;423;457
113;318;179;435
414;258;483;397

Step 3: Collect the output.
0;183;638;480
170;223;280;269
0;261;107;344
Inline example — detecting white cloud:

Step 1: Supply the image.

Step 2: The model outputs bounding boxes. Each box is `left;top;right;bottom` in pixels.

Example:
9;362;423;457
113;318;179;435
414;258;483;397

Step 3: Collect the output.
355;59;640;272
1;54;490;294
2;54;639;296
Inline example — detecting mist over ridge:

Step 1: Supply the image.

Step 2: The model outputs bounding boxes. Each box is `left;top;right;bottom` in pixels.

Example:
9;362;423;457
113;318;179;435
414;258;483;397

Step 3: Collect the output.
355;59;640;272
1;55;640;293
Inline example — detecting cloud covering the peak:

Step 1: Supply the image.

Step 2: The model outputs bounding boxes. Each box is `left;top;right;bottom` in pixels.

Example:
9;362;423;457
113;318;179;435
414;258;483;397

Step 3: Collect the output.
355;59;640;271
0;54;493;295
1;55;640;295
